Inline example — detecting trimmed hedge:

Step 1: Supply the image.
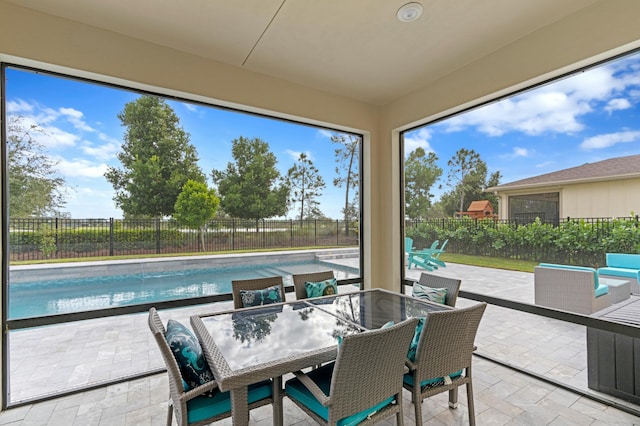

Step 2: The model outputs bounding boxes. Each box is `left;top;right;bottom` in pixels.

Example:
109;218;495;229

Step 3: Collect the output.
406;217;640;268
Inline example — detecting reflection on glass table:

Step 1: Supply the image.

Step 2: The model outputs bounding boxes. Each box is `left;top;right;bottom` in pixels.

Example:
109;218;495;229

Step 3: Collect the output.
306;288;451;329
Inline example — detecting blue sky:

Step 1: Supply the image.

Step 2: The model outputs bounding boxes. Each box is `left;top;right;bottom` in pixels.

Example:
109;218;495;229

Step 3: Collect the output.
405;50;640;199
5;68;351;219
5;49;640;219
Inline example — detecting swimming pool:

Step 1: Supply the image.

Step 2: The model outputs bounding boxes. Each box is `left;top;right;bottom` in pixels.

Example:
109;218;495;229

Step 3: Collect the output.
9;260;359;319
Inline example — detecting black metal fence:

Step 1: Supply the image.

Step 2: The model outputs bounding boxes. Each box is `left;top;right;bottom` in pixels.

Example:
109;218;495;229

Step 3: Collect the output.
405;216;640;267
9;218;359;261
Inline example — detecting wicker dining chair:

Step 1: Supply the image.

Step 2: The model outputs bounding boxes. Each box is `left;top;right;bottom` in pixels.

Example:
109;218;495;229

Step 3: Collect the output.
148;308;276;426
417;272;462;307
231;276;285;309
285;317;419;426
403;302;487;425
291;270;336;300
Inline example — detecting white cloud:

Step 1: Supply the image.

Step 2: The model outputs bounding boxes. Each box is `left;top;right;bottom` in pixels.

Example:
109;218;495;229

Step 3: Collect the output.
404;128;433;155
317;129;334;139
56;158;109;178
535;161;555;168
64;186;121;219
81;141;120;161
6;99;34;114
580;130;640;150
605;98;632;113
501;147;531;159
180;102;198;112
60;107;95;132
440;62;637;137
285;149;312;161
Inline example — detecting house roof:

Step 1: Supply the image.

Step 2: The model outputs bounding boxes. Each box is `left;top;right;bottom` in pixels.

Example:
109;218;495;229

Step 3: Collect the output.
466;200;493;212
3;0;599;106
488;154;640;192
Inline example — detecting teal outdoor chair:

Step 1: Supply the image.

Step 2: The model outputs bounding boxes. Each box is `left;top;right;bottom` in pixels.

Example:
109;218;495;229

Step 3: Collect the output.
285;318;419;426
404;303;487;425
148;308;277;426
408;240;443;270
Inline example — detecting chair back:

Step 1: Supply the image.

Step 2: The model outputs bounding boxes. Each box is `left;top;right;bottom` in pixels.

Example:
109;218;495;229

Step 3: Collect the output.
231;276;285;309
291;270;335;300
413;303;486;381
418;272;461;307
435;239;449;257
148;308;191;423
405;237;414;253
327;318;418;423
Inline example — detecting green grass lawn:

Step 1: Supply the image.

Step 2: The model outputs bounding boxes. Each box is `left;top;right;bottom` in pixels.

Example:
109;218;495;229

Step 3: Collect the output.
440;253;537;273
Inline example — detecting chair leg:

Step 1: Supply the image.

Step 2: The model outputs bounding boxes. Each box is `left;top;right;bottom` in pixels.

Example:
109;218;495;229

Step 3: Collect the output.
466;382;476;426
396;394;404;426
448;388;458;408
166;401;173;426
412;388;423;425
272;376;283;426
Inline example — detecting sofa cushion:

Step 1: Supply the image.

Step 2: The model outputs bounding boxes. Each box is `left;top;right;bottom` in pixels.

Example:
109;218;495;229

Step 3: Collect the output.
598;267;639;280
595;284;609;298
606;253;640;269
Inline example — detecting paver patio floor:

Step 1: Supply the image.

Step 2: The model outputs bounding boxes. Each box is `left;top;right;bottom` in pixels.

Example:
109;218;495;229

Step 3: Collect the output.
3;260;640;424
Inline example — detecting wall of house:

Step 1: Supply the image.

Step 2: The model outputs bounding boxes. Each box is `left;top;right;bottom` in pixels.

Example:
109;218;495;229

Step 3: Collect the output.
562;179;640;218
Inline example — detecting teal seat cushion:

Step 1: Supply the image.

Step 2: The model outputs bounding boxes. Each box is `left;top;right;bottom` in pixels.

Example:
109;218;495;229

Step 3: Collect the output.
285;363;394;426
412;283;447;304
240;285;283;307
305;278;338;298
598;267;639;279
165;319;215;392
187;380;272;424
403;369;463;388
595;284;609;298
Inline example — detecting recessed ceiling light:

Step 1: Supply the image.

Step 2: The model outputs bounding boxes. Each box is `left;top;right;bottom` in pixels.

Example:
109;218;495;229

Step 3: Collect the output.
397;2;423;23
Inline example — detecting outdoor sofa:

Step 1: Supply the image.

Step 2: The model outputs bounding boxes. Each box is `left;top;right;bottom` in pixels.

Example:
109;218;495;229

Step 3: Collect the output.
534;263;611;315
597;253;640;294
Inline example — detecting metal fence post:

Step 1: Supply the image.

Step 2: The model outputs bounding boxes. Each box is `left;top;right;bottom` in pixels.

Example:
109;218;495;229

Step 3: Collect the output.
155;218;161;254
109;218;114;256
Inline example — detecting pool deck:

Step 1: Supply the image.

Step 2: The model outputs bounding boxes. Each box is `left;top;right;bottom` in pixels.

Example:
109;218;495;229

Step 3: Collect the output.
3;259;640;425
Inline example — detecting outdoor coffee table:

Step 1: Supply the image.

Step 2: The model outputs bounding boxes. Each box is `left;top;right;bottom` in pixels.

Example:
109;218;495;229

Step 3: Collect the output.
191;288;450;426
600;277;630;304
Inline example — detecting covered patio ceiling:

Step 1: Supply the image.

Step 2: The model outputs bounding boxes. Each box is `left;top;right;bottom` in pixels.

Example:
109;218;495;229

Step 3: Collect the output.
4;0;602;106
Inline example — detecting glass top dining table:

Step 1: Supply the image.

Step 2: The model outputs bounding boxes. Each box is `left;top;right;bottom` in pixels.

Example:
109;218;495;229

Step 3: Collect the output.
190;288;451;426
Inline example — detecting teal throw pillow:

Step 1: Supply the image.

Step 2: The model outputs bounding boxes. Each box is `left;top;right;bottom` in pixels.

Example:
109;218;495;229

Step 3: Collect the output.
412;283;447;304
165;319;216;394
407;317;426;362
305;278;338;298
240;285;283;308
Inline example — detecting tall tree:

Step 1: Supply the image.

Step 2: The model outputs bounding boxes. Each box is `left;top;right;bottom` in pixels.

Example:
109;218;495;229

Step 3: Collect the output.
104;95;204;218
404;148;442;219
332;134;360;231
446;148;483;214
212;136;289;220
440;149;501;216
173;180;220;251
287;153;325;221
7;115;67;217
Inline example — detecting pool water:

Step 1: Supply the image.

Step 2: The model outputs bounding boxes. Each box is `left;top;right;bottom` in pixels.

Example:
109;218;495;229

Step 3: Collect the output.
9;260;359;319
